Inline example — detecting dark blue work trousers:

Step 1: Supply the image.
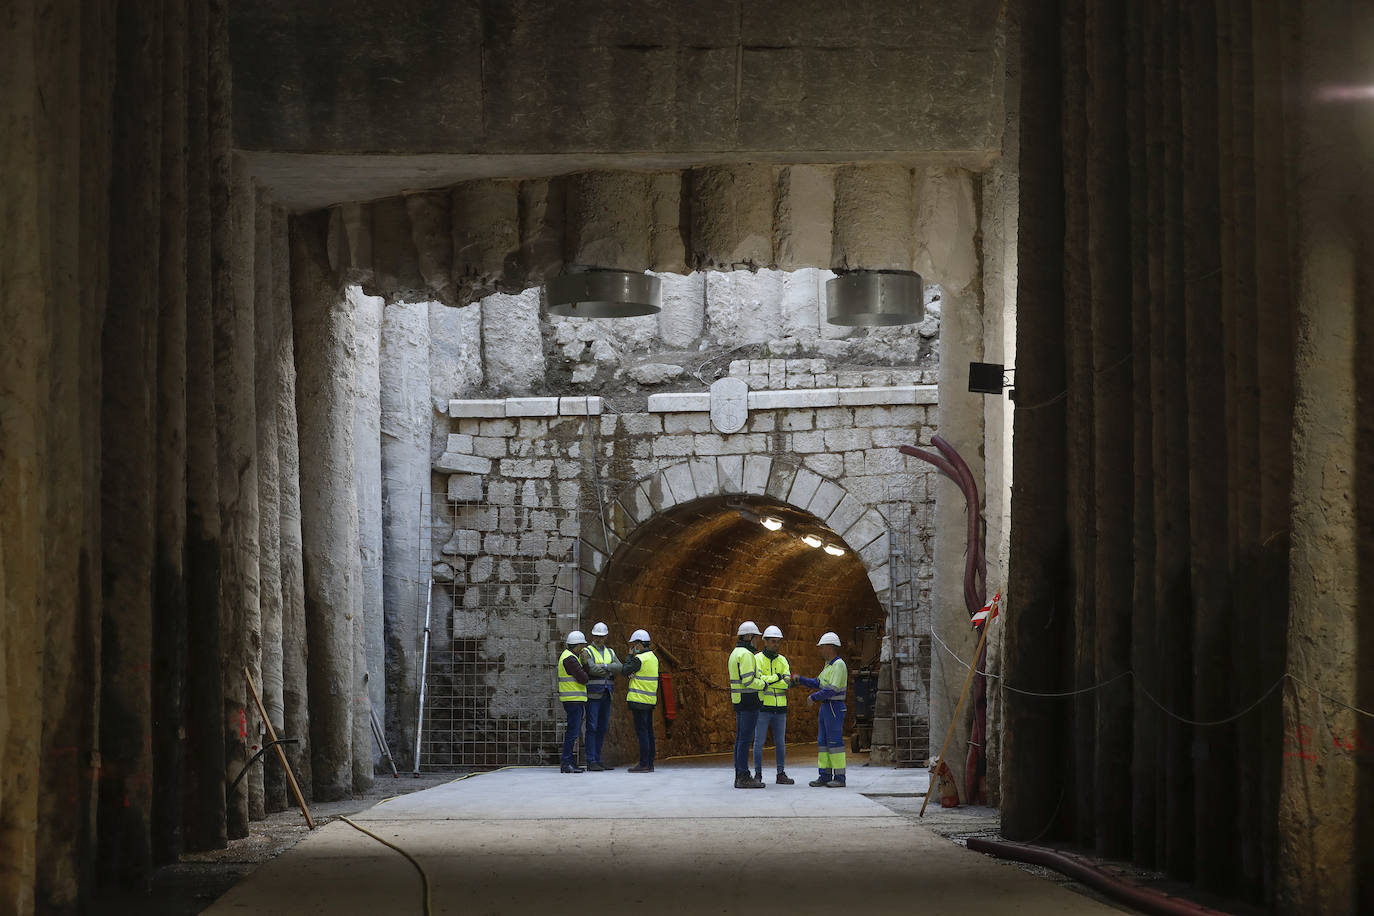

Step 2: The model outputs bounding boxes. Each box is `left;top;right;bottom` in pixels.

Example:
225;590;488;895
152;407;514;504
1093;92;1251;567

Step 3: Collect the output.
733;703;760;778
584;691;612;764
561;701;586;768
629;703;656;767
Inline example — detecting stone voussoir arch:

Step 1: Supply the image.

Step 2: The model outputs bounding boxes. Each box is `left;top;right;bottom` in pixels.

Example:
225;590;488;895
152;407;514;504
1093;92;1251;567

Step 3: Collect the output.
574;455;895;611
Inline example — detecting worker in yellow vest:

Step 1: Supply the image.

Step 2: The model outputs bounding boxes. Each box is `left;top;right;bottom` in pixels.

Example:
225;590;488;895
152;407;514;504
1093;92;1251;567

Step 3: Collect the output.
730;620;780;788
620;629;659;772
579;621;619;771
793;631;849;787
557;631;590;773
754;625;795;785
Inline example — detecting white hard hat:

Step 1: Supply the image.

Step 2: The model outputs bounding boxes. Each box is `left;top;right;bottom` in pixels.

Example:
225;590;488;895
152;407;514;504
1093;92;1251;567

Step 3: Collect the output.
630;629;651;643
763;625;783;639
817;631;841;647
567;630;587;646
737;621;761;637
591;622;609;637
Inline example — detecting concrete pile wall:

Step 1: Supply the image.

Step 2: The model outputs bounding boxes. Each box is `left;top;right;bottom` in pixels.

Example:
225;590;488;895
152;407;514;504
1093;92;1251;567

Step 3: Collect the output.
1003;2;1373;913
318;164;981;313
0;1;345;909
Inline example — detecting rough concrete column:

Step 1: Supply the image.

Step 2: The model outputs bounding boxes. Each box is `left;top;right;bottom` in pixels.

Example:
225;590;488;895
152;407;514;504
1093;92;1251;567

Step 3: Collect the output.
291;211;359;801
916;167;984;803
980;25;1020;807
1;5;57;906
182;0;226;852
34;1;114;908
352;286;386;778
688;165;775;270
480;291;545;395
255;192;287;813
97;0;164;887
380;301;433;769
565;171;651;270
272;207;313;800
216;156;262;833
451;180;519;304
1277;1;1363;909
831;164;916;270
152;0;189;861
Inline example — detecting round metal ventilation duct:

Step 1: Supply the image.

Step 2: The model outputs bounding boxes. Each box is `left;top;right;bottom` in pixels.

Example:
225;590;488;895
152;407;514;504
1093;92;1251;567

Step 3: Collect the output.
545;269;662;318
824;270;924;326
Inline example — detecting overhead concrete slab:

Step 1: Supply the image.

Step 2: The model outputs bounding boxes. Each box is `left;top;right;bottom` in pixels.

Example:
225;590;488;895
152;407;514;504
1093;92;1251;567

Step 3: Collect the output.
206;764;1128;915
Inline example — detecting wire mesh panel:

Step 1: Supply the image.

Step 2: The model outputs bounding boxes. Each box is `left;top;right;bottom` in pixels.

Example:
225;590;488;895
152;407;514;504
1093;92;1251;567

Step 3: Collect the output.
417;491;582;770
881;475;934;766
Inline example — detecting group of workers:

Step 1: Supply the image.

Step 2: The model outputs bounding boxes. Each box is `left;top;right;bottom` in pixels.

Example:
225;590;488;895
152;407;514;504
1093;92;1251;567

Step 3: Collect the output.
555;620;848;788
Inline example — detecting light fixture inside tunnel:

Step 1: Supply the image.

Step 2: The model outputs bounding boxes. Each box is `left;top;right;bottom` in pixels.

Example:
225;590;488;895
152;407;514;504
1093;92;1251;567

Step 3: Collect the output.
544;268;662;318
801;534;824;548
824;543;846;557
824;269;924;326
760;516;783;531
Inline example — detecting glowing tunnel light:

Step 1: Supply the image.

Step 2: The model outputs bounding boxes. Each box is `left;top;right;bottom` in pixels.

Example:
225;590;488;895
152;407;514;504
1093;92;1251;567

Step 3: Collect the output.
760;516;784;531
823;543;846;557
801;534;824;549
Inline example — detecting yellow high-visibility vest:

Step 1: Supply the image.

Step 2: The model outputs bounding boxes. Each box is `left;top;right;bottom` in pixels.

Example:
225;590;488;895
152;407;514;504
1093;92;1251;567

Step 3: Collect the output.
729;645;766;704
582;644;617;692
557;649;587;703
756;651;791;708
627;651;659;706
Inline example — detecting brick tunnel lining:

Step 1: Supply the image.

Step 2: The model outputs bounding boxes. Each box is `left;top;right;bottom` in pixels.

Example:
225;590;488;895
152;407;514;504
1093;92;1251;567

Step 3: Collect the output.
587;495;884;766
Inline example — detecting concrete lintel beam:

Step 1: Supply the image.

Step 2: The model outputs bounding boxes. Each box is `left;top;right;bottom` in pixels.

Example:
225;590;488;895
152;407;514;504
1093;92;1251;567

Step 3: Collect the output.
647;392;711;413
836;385;921;406
749;388;839;410
558;396;603;416
505;397;559;417
449;399;507;418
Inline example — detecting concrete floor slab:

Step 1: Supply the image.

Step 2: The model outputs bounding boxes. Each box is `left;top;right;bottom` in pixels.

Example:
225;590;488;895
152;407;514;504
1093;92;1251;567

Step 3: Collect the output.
206;764;1129;915
357;763;920;821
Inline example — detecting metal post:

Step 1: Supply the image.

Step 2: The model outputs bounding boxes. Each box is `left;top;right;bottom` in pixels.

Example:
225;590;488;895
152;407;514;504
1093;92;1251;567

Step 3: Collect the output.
412;578;434;775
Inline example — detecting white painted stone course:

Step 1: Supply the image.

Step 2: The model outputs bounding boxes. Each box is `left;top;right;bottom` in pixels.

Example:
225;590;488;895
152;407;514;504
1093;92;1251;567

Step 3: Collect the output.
647;392;711;413
506;397;559;417
449;398;507;418
558;396;603;415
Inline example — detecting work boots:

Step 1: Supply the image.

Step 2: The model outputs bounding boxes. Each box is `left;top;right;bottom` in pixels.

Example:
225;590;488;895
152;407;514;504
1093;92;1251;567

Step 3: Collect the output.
809;769;833;787
736;773;765;788
753;769;763;783
826;769;847;788
775;770;795;785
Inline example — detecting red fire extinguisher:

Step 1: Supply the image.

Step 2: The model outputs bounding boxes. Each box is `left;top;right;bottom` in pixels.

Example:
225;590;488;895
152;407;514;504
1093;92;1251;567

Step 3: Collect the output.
661;671;677;739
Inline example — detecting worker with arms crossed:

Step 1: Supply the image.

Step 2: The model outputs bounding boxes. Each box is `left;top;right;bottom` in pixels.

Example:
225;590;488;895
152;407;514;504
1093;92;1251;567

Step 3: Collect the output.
557;631;591;773
792;631;849;787
730;621;783;788
580;621;619;771
753;625;796;785
619;629;659;773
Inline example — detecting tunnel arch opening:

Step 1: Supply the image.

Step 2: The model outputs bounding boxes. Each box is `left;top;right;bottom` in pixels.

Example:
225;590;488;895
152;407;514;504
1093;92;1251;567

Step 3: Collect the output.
585;492;885;765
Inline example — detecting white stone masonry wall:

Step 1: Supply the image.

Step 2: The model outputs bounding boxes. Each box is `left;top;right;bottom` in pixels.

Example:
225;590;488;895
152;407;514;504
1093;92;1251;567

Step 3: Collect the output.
424;386;939;750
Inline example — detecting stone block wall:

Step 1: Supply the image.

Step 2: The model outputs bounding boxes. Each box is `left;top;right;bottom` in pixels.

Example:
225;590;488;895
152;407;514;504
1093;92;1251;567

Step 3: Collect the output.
416;384;939;766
